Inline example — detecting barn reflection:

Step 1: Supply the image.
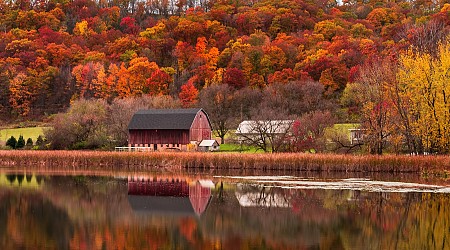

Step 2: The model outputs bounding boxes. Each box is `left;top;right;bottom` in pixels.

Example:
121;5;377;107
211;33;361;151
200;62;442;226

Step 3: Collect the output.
127;176;213;217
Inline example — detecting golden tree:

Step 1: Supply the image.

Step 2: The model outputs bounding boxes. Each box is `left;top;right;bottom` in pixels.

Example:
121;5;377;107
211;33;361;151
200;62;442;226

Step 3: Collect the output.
397;42;450;154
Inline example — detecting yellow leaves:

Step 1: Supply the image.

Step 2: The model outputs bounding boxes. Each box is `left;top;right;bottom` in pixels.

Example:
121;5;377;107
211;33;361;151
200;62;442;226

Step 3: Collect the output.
229;38;251;52
73;20;89;36
350;23;373;38
397;41;450;153
313;20;344;41
211;68;224;85
160;67;176;76
84;51;106;63
303;49;329;66
139;22;166;39
6;39;33;54
206;20;222;33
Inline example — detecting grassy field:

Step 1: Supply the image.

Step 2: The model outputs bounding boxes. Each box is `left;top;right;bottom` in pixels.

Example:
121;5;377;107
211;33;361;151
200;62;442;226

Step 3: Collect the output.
0;127;48;143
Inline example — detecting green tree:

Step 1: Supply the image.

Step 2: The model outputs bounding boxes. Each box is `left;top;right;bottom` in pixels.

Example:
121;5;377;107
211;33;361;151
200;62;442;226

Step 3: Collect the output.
16;135;25;149
6;136;17;149
26;137;33;146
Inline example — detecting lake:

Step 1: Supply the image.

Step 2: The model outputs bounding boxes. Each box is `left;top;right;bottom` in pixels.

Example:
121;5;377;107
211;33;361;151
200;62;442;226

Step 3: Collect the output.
0;170;449;249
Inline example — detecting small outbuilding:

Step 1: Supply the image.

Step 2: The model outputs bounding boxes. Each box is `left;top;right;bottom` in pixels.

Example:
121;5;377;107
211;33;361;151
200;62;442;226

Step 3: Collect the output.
127;108;212;151
198;140;220;152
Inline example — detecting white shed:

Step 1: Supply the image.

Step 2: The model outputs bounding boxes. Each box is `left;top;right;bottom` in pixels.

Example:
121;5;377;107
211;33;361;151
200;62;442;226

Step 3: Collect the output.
198;140;220;152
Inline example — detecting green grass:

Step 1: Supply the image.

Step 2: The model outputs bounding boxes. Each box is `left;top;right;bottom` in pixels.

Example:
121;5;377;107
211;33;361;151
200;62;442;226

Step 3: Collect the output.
0;127;49;143
219;143;264;153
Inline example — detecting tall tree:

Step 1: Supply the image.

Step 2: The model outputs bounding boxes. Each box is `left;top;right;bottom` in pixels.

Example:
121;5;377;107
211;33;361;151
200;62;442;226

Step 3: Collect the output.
397;42;450;154
344;60;398;154
179;77;199;107
199;84;235;144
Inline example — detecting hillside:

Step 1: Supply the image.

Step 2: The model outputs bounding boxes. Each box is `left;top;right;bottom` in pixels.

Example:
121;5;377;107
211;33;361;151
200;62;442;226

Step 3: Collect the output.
0;0;448;119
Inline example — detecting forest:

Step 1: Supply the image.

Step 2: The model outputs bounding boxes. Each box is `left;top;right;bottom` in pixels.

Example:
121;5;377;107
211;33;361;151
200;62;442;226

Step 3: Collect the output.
0;0;449;154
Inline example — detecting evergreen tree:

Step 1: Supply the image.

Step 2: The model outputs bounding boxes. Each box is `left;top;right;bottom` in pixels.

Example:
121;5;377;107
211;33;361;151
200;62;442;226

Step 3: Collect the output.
36;135;44;146
6;136;17;149
26;138;33;146
16;135;25;149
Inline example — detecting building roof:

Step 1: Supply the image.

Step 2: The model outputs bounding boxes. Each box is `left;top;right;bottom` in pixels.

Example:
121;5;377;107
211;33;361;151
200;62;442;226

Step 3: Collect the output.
128;108;209;130
236;120;294;135
127;180;213;217
128;195;196;216
198;140;219;147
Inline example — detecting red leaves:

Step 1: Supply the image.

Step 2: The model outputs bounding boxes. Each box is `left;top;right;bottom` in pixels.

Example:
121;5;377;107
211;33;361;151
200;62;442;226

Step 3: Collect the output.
146;69;171;96
120;17;139;35
223;68;246;89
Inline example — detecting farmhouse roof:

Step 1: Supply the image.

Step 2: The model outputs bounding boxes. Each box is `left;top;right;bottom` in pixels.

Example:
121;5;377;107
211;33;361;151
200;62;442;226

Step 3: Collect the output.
236;120;294;134
128;108;209;130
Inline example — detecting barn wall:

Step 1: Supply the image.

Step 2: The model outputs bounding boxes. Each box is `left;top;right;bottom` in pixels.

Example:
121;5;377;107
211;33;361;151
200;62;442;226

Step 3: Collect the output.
190;110;212;142
129;129;190;145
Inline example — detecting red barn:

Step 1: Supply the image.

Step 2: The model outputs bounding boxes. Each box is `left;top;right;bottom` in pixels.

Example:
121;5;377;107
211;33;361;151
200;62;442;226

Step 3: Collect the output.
127;177;212;217
128;108;212;151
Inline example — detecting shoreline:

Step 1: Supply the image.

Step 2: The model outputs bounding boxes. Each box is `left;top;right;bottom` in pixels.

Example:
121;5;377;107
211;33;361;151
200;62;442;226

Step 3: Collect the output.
0;150;449;175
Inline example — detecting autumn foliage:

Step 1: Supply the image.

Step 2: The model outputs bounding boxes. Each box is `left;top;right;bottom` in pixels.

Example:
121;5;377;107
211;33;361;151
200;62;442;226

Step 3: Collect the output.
0;0;449;153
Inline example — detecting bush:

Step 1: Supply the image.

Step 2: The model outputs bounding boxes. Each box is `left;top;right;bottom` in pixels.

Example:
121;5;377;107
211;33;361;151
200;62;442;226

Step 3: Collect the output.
5;136;17;149
16;135;25;149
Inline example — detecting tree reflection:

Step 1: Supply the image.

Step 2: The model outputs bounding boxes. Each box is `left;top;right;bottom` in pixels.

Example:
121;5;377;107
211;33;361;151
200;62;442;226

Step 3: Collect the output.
0;192;74;249
0;174;448;249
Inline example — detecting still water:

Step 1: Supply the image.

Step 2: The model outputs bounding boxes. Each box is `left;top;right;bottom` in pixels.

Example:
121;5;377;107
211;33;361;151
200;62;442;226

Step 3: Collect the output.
0;170;449;249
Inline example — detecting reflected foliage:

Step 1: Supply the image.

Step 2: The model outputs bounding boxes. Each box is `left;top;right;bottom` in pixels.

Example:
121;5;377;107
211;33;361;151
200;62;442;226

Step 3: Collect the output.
0;174;448;249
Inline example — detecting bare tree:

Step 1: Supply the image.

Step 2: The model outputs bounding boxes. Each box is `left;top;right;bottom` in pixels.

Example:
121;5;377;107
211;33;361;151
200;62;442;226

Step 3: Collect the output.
342;60;399;155
199;84;236;144
236;114;294;153
400;19;448;57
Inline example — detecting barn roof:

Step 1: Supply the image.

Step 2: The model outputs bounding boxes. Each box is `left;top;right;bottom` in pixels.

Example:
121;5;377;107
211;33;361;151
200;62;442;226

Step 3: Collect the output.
128;108;209;130
128;195;196;216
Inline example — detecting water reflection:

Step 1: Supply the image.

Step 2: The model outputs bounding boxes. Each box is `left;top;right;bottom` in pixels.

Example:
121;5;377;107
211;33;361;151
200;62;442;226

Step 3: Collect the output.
0;172;448;249
127;176;212;216
0;174;45;188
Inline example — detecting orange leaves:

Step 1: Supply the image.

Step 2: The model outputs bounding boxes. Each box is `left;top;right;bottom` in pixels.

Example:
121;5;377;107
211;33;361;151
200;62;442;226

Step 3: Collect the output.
71;56;169;100
179;77;199;108
9;73;32;116
72;62;104;99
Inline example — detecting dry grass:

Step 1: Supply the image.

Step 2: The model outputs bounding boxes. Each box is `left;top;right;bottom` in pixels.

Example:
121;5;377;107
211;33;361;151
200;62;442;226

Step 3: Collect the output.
0;150;449;174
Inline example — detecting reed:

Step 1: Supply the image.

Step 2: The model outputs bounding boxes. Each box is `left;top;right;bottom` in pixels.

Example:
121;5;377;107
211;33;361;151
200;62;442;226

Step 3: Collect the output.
0;150;449;174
